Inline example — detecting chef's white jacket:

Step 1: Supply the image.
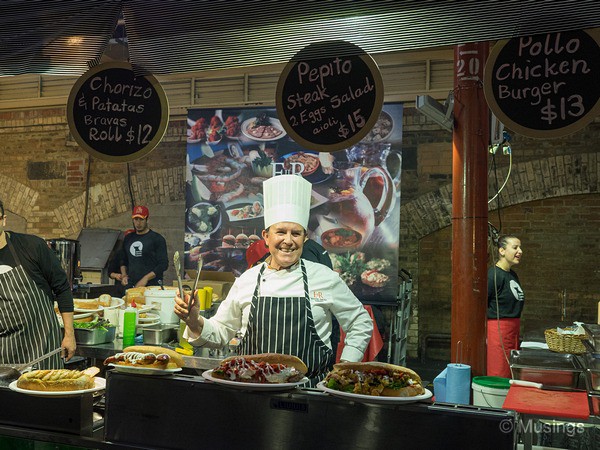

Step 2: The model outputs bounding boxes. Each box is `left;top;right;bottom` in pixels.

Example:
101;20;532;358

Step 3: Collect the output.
185;259;373;362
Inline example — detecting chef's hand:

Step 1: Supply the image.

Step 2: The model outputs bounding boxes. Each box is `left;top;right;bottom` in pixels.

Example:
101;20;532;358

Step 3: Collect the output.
120;275;129;286
61;334;76;361
174;290;203;336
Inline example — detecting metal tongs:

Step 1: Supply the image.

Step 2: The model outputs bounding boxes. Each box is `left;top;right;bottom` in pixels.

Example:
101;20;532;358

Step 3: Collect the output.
190;254;204;311
173;251;185;309
16;347;64;371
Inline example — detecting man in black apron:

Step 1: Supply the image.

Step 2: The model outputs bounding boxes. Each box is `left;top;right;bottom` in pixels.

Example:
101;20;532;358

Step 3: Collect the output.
175;175;373;384
0;200;75;369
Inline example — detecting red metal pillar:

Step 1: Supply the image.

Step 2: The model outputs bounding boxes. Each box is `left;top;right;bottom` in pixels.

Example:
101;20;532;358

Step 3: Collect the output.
451;42;489;376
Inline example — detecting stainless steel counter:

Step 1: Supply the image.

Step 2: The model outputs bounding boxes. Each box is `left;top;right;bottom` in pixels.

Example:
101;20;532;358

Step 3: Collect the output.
75;338;224;372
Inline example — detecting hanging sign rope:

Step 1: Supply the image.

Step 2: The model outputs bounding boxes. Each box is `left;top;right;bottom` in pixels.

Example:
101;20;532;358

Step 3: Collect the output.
276;40;384;152
67;62;169;162
484;29;600;138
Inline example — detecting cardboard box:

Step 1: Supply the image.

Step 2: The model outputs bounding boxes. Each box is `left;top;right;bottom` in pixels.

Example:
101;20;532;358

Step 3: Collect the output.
175;270;236;300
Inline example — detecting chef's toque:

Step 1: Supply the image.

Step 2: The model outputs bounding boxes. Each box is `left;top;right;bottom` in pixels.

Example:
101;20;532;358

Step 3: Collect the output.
263;174;312;230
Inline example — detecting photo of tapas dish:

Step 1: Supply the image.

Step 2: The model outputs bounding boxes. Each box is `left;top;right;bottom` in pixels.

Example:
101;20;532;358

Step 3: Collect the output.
241;113;286;141
226;201;264;222
187;117;208;143
283;151;320;176
329;252;393;291
186;202;222;235
278;150;334;184
361;110;394;143
321;227;363;252
188;114;243;144
223;115;241;139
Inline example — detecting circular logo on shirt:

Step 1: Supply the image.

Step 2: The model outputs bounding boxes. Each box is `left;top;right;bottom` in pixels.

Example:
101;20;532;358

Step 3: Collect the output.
130;241;144;257
0;264;14;274
510;280;524;301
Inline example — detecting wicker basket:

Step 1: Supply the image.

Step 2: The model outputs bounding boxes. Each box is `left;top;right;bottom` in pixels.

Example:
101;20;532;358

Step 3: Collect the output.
544;328;587;354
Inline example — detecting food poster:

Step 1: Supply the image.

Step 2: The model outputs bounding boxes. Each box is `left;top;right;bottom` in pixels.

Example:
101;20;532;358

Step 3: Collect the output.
185;104;402;305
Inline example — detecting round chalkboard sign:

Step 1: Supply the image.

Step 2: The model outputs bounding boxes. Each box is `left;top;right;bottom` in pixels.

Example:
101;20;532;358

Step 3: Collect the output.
67;62;169;162
276;41;384;153
484;29;600;138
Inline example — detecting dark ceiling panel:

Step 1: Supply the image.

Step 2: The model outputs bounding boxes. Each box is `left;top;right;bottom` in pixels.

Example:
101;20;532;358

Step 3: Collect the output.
0;0;599;76
124;0;600;74
0;0;121;76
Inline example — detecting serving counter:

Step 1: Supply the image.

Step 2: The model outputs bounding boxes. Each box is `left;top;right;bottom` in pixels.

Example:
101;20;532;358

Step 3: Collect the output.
104;371;516;449
0;367;517;450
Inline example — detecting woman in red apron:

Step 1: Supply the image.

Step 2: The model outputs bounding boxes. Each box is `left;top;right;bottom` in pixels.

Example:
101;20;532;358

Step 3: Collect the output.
487;235;524;378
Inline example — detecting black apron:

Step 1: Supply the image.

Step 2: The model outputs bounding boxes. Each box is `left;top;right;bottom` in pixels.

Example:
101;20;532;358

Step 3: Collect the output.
241;260;333;386
0;236;63;369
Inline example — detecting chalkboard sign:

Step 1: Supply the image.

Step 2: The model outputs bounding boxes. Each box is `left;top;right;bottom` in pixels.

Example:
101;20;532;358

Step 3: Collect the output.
67;62;169;162
276;41;384;152
484;29;600;138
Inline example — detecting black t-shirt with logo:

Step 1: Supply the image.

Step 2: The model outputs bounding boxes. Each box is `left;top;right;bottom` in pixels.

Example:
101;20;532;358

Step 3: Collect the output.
119;230;168;286
487;265;525;318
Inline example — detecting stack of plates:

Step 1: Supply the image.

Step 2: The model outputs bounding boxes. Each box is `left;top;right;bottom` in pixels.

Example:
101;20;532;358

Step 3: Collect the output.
73;312;97;322
104;297;125;310
137;313;160;328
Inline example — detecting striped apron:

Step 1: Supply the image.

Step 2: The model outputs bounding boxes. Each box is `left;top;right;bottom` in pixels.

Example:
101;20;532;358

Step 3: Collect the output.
0;236;63;369
241;260;333;386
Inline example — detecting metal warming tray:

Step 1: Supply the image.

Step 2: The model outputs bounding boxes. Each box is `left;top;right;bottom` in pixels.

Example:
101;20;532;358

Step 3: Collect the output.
142;324;178;345
582;354;600;416
510;349;584;388
583;323;600;352
583;353;600;391
74;326;116;345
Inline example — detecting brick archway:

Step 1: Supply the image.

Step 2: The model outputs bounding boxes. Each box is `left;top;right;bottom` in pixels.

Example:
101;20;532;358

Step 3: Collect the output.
0;174;39;219
55;166;186;236
401;152;599;239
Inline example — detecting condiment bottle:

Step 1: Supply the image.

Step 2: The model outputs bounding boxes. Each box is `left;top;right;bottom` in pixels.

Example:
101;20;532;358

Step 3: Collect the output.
196;288;207;311
204;286;213;309
122;305;137;347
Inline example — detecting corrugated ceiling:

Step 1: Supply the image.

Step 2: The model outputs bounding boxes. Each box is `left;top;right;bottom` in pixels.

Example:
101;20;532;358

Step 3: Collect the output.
1;0;599;77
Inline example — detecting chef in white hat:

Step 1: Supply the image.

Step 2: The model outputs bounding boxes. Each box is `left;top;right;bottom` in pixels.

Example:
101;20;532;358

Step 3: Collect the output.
175;174;373;383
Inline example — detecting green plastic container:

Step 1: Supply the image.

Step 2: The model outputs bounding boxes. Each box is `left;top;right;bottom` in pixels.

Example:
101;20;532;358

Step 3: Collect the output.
472;376;510;408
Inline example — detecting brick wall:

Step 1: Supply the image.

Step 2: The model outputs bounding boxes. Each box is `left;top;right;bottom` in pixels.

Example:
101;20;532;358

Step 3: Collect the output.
0;107;187;283
401;108;600;359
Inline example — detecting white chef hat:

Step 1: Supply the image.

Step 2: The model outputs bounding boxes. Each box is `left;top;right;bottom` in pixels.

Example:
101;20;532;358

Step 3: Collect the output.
263;174;312;230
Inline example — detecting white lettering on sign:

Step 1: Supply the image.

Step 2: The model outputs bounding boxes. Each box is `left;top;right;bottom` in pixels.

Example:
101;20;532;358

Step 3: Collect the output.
490;31;597;127
456;48;483;82
518;33;580;57
296;57;352;87
89;76;154;99
277;41;382;150
272;162;305;176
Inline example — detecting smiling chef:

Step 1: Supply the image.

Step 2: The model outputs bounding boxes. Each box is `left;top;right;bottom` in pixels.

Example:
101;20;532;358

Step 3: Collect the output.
175;174;373;383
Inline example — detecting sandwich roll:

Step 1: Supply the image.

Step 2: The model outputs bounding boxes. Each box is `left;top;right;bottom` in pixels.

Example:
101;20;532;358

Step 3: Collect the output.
73;298;100;310
323;362;425;397
104;352;171;369
99;294;112;307
212;353;307;384
16;369;94;392
112;345;185;369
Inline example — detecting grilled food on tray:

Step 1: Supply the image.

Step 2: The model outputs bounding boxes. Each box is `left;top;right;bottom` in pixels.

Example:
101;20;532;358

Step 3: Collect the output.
16;368;97;392
323;362;425;397
103;345;184;370
212;353;307;384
